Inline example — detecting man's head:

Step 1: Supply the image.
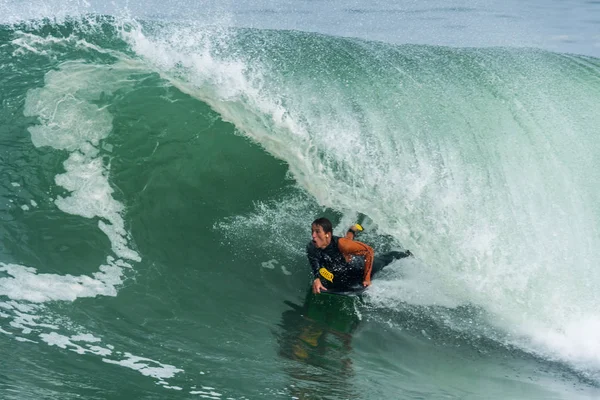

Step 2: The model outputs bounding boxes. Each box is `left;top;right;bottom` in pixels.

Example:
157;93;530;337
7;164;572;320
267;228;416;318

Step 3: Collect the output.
311;217;333;249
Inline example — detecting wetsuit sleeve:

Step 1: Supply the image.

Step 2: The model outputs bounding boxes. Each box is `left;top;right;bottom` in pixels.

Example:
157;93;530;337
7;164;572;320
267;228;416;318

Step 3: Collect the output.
306;243;321;278
337;238;375;282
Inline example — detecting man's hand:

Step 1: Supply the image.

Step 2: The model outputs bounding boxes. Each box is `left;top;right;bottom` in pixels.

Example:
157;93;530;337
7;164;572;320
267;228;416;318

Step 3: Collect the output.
346;224;361;240
362;280;371;287
312;278;327;294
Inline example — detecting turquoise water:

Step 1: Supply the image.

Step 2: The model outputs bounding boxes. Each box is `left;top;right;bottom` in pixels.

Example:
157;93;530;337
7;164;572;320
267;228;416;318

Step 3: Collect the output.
1;3;600;399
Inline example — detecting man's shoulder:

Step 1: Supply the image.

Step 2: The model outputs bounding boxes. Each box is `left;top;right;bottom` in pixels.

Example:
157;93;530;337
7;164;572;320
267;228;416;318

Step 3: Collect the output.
337;236;350;246
338;237;373;252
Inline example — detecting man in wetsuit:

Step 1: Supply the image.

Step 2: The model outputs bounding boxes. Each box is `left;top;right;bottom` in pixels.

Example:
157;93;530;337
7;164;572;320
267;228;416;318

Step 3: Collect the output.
307;217;412;294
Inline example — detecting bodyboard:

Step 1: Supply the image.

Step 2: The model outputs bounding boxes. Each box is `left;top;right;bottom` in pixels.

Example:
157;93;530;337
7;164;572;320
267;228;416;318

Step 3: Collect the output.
319;285;367;297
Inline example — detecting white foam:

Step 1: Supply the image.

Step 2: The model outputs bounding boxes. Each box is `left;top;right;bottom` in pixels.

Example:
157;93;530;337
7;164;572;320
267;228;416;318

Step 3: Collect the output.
7;60;146;391
280;266;292;276
71;333;102;343
510;315;600;372
40;332;114;356
24;60;141;262
15;337;36;343
216;191;317;258
368;259;461;309
190;390;222;398
0;302;13;311
0;259;125;303
88;346;112;357
102;353;183;380
261;259;277;269
41;332;83;352
11;29;126;62
10;182;20;187
20;205;29;211
11;309;57;331
31;328;185;386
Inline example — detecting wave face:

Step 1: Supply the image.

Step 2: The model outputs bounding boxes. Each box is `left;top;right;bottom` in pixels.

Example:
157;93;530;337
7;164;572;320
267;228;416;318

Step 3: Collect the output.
1;15;600;399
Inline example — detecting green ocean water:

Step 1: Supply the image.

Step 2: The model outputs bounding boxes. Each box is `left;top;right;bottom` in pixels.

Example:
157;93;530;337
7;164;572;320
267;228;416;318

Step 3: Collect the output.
1;14;600;399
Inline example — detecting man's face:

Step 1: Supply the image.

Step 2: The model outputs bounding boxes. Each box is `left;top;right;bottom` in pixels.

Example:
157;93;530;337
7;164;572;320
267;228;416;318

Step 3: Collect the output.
311;224;330;249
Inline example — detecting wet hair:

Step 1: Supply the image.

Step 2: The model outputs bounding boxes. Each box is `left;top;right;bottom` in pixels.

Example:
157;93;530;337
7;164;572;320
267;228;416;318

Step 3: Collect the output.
312;217;333;234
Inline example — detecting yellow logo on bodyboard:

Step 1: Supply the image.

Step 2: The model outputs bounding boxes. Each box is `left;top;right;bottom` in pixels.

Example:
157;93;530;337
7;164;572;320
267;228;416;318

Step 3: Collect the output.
319;267;334;282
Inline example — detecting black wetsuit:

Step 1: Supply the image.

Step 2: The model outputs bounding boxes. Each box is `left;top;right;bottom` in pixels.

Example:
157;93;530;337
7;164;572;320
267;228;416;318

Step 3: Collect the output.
306;236;411;292
306;236;365;291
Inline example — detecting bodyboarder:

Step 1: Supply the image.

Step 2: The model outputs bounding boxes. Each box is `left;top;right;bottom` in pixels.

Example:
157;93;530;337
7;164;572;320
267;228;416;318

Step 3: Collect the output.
306;217;412;294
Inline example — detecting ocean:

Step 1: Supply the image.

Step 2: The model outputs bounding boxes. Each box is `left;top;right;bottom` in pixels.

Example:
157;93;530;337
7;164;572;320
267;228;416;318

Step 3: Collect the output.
1;1;600;399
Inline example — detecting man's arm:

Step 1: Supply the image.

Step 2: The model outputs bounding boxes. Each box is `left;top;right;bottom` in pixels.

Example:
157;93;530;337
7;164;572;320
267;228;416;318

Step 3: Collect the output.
306;243;321;278
337;238;375;286
306;243;327;293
